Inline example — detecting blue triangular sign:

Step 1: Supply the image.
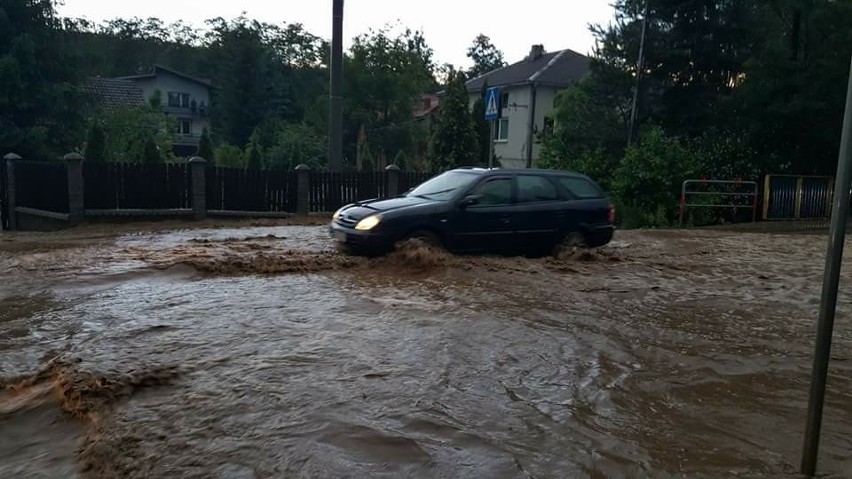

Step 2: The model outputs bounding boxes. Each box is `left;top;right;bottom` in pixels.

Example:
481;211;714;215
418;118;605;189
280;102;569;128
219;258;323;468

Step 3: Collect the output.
485;88;500;120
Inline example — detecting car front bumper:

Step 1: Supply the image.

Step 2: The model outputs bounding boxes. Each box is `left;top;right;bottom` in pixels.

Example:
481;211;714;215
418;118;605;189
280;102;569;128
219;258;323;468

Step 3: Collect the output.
328;222;395;254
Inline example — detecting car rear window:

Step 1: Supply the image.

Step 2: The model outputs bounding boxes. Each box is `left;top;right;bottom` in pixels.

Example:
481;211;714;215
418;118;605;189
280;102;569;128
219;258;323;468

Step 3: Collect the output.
557;176;603;199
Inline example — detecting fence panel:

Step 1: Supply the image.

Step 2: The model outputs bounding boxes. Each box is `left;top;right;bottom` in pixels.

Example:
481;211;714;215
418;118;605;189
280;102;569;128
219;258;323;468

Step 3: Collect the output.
14;161;68;213
399;172;434;193
267;170;297;212
0;160;8;230
84;162;119;209
763;175;833;220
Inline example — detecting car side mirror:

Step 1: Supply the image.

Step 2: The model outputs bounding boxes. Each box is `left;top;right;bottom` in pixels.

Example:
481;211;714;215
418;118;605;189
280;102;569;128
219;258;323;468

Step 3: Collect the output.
460;195;480;208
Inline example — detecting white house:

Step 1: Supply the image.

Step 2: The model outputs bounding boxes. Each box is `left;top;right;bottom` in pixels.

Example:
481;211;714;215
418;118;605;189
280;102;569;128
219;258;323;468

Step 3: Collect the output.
118;65;214;156
466;45;591;169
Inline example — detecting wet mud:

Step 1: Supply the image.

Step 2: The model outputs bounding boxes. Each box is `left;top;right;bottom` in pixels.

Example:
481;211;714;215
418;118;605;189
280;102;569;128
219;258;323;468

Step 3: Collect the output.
1;222;851;478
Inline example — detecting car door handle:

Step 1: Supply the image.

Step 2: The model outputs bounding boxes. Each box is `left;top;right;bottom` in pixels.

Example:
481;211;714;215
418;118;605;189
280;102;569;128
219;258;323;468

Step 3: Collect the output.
499;214;511;224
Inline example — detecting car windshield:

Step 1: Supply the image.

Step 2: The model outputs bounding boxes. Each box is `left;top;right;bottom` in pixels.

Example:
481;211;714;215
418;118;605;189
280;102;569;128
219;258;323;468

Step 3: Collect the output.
406;171;479;200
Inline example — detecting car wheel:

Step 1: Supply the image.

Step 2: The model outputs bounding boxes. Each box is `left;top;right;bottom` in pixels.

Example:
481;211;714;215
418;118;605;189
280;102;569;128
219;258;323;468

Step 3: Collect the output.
552;231;588;256
404;230;442;249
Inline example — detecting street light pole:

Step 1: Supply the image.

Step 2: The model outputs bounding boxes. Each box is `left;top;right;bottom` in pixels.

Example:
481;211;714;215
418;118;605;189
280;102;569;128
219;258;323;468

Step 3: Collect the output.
801;54;852;477
627;0;649;148
328;0;344;171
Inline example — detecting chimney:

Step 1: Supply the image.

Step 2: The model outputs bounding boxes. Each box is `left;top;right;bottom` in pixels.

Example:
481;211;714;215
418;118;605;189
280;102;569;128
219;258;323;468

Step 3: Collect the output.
529;44;544;61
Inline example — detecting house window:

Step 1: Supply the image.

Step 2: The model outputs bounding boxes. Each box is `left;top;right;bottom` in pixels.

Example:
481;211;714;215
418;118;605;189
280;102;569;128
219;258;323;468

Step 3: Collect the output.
538;117;555;142
494;117;509;142
168;92;191;108
176;119;192;136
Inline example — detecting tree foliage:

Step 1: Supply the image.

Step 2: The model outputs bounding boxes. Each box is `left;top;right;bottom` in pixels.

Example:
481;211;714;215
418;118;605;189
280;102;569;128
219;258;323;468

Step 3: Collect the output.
466;34;506;78
542;0;852;227
0;0;84;158
98;105;175;162
429;69;477;170
84;122;106;163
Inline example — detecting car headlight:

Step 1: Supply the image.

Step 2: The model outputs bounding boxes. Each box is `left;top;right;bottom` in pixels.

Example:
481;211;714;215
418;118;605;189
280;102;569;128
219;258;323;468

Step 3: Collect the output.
355;215;381;231
333;208;343;221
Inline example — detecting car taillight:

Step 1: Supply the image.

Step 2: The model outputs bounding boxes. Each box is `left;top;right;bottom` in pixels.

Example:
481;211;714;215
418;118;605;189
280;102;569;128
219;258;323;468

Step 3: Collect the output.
607;204;616;224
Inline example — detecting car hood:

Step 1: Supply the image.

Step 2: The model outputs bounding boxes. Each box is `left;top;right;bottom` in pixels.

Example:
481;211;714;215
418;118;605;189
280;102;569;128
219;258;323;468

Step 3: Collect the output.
339;196;436;220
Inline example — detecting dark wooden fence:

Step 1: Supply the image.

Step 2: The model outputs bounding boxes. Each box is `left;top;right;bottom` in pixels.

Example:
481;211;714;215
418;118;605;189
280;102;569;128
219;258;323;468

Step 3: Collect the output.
207;167;297;212
2;153;438;230
400;172;433;193
0;160;8;230
15;161;69;213
84;162;191;210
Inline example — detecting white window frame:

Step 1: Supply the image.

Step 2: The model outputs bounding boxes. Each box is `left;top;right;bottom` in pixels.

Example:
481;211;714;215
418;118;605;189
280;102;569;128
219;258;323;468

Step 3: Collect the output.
494;117;509;143
176;119;192;136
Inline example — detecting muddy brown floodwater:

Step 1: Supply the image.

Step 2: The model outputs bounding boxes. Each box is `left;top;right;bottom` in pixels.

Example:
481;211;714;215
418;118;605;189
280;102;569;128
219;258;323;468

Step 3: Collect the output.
1;220;851;478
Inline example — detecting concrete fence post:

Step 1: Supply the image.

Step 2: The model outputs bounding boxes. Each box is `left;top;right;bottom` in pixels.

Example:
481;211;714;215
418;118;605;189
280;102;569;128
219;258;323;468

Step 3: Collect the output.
386;164;400;197
62;153;85;223
188;156;207;220
3;153;20;231
295;164;311;216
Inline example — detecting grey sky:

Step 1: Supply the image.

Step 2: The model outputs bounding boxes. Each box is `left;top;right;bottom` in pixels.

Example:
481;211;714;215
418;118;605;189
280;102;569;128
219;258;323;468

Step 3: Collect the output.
57;0;616;67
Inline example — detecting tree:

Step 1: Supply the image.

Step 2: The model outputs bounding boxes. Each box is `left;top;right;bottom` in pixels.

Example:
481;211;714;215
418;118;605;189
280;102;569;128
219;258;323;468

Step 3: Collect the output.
470;80;493;166
196;127;213;160
84;123;107;162
344;25;437;163
206;16;290;146
429;69;477;169
612;127;699;224
245;141;263;170
0;0;84;158
538;73;632;188
466;34;506;77
267;123;327;170
142;136;160;163
98;105;175;162
213;143;243;168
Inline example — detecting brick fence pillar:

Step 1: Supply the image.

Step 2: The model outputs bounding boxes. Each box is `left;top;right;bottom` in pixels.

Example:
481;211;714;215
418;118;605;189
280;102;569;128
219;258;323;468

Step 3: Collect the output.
295;164;311;216
62;153;85;223
188;156;207;220
385;164;400;197
3;153;20;231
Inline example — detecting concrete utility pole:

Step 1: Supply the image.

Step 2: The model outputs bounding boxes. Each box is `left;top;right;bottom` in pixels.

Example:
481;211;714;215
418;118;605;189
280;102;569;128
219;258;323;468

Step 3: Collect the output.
801;54;852;477
328;0;344;171
627;0;650;148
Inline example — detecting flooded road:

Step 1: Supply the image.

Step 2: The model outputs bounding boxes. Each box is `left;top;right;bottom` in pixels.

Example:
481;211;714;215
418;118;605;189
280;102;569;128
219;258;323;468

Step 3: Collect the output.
1;221;851;478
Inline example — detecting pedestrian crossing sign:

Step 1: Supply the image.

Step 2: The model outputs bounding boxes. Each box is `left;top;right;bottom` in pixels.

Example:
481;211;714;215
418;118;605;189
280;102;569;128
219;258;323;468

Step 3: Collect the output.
484;87;501;121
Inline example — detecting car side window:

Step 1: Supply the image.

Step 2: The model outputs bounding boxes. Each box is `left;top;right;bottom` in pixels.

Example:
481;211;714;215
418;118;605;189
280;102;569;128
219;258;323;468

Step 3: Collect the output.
470;178;512;206
517;175;559;203
557;177;603;199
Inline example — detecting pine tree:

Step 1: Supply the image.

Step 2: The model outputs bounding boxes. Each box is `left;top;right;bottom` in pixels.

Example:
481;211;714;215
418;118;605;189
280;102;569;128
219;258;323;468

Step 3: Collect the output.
429;70;477;170
470;80;492;166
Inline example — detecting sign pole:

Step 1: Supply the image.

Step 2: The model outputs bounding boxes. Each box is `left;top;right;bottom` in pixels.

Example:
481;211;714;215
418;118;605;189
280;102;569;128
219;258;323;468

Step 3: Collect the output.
801;54;852;477
489;120;495;168
484;86;501;169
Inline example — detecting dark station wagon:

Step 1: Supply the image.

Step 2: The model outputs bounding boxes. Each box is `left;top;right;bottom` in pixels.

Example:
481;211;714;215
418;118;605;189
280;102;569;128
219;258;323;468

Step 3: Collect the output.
329;168;616;256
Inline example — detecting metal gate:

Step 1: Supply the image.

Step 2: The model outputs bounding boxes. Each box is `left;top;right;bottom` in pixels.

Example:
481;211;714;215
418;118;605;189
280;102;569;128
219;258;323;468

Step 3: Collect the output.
762;175;833;220
679;178;759;225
